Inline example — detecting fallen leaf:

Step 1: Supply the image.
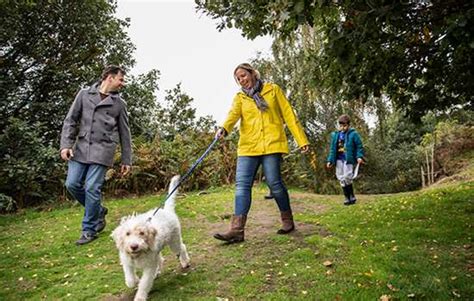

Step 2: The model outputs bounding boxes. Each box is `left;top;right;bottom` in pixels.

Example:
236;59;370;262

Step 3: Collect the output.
323;260;333;267
387;283;399;291
379;295;391;301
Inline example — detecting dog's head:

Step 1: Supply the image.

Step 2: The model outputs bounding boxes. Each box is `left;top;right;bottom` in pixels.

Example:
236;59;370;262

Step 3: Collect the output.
111;215;158;258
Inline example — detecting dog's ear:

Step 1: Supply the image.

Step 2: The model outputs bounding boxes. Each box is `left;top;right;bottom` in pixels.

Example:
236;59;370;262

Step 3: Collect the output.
111;226;124;248
144;227;158;248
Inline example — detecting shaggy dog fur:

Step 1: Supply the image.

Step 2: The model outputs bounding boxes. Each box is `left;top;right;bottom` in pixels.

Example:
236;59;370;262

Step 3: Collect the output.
111;175;190;301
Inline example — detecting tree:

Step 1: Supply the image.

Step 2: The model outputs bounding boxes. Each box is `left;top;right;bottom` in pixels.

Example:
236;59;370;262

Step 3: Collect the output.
0;0;136;208
121;69;162;140
1;0;135;137
196;0;474;121
156;83;215;139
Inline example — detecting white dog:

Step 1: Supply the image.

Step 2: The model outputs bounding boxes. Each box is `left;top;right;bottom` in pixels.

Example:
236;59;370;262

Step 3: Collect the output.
111;175;190;301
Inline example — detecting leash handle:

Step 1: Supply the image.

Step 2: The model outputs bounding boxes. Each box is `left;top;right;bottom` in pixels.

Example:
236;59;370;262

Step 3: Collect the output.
150;136;220;217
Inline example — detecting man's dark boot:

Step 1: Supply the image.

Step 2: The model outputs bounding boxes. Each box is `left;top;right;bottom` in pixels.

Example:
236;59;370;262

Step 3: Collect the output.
214;215;247;243
277;210;295;234
76;232;98;245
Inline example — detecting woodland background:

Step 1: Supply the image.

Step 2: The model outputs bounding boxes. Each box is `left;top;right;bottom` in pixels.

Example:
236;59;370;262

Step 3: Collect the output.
1;0;472;211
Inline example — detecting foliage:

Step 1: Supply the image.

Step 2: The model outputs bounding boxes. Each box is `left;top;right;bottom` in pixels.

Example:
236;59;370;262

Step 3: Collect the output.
0;118;64;208
196;0;474;121
0;193;15;213
0;174;472;299
104;84;222;197
121;69;161;140
0;0;138;208
420;119;474;180
1;0;136;138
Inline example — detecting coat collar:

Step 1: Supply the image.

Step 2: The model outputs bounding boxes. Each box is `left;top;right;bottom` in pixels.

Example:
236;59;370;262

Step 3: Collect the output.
87;82;120;107
237;82;274;98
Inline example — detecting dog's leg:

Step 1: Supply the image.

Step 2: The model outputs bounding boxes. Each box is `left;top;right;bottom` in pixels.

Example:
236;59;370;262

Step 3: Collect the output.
120;253;139;288
134;262;158;301
169;236;190;269
154;253;164;277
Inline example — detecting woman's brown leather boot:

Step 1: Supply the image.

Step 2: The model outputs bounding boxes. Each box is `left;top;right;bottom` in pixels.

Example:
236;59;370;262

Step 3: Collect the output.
277;210;295;234
213;215;247;243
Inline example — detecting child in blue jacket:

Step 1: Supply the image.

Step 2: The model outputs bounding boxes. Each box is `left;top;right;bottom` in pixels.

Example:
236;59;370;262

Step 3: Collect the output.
326;114;365;205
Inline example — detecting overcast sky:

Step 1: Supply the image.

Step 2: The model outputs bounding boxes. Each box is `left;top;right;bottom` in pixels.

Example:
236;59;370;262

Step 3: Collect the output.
115;0;273;124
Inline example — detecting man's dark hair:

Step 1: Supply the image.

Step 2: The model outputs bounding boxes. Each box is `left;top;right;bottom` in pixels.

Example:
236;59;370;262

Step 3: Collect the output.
101;65;126;81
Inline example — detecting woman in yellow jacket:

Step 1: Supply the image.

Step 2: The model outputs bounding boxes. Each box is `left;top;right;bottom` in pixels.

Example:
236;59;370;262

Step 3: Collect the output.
214;63;310;243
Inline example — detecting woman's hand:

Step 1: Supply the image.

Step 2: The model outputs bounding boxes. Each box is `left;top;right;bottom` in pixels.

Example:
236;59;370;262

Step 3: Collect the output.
215;128;226;139
300;145;310;154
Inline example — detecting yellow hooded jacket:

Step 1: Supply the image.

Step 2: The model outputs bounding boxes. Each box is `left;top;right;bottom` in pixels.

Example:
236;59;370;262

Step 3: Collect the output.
222;82;309;156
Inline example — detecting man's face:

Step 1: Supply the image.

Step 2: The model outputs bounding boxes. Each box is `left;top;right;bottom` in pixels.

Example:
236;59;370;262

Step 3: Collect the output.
338;122;349;132
109;72;125;91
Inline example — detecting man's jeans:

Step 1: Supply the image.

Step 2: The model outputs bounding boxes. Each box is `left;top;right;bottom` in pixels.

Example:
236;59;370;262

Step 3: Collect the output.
234;154;291;216
65;160;107;235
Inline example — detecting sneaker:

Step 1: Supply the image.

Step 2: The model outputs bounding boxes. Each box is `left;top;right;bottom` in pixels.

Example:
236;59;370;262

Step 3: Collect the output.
264;194;274;200
96;207;108;233
76;233;98;245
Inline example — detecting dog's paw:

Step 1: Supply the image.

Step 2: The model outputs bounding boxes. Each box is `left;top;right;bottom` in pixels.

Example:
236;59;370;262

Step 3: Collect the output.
125;276;138;288
180;262;191;271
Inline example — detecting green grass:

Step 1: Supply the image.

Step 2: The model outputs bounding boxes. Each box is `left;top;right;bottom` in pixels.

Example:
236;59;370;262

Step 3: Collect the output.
0;179;473;300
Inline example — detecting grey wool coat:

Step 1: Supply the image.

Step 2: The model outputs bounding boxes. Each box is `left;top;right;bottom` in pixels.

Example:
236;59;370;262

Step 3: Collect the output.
60;83;132;167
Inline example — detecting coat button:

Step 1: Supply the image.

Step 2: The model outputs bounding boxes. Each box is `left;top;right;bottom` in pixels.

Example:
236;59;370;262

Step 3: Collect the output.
92;119;96;123
89;142;92;145
91;131;94;134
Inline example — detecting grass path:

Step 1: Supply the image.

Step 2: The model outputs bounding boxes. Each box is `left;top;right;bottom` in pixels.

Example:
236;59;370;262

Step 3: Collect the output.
0;182;473;300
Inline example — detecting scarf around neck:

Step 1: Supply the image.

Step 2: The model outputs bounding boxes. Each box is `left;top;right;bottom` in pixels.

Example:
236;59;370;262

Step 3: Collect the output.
241;79;269;112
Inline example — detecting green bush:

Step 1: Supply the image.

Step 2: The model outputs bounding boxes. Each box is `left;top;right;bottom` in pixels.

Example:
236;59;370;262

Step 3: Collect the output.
0;118;64;208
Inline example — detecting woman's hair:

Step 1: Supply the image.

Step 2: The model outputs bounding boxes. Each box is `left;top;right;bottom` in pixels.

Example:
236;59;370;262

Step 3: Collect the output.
233;63;261;85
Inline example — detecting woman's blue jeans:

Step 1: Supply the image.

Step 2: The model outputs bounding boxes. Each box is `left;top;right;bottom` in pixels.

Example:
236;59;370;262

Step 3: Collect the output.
234;154;291;216
65;160;107;235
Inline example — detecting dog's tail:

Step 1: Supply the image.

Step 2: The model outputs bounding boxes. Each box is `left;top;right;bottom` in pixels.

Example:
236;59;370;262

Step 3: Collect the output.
164;175;180;212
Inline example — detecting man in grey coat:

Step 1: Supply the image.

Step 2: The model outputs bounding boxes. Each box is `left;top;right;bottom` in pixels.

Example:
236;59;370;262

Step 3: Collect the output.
60;65;132;245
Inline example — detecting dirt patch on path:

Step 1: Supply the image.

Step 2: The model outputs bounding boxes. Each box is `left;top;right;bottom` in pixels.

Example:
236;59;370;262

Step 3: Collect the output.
205;192;330;240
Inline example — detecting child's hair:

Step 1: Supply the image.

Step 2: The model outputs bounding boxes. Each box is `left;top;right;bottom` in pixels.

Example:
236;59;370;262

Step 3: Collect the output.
338;114;351;124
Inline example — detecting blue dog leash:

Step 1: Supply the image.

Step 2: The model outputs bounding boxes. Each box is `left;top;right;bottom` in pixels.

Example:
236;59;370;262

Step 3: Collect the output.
148;136;220;219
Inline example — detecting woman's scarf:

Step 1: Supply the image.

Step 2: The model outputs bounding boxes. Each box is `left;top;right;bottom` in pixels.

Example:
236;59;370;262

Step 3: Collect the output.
242;79;269;112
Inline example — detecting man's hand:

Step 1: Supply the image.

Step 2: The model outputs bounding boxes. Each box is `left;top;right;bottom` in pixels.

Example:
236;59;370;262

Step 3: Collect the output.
357;158;365;164
121;164;131;176
60;148;74;161
326;162;332;169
